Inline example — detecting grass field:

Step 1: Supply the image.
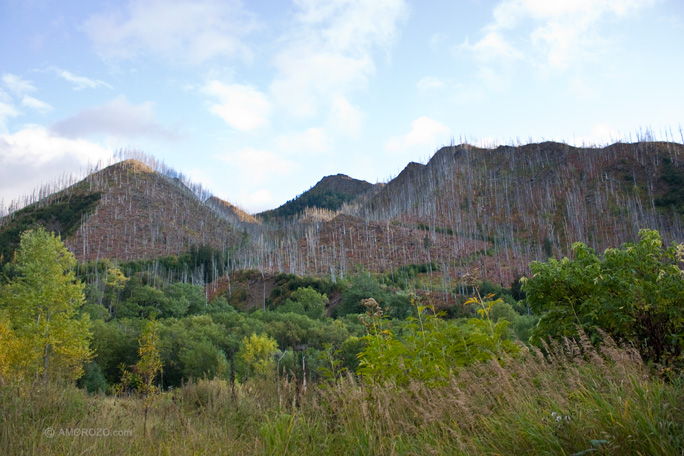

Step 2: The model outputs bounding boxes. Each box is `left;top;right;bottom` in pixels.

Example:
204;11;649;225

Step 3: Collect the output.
2;336;682;456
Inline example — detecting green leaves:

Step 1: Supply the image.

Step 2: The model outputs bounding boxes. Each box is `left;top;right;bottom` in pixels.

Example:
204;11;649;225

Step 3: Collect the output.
357;294;519;386
524;229;684;366
276;286;328;320
238;333;279;379
0;227;92;383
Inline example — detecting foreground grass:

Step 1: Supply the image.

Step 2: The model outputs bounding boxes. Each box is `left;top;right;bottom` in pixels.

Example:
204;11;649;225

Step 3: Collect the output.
2;339;683;455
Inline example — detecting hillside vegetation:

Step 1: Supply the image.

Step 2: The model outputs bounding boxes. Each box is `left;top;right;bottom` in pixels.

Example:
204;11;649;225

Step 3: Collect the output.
2;141;683;291
1;224;683;454
258;174;376;222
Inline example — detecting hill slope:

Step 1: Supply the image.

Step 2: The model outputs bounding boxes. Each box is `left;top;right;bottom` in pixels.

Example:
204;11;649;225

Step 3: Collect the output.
206;196;259;225
1;159;243;263
259;141;684;285
258;174;376;222
3;141;683;289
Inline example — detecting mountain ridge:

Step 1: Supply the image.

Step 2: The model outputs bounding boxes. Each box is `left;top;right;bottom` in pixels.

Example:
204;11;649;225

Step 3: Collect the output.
2;141;684;288
257;173;376;222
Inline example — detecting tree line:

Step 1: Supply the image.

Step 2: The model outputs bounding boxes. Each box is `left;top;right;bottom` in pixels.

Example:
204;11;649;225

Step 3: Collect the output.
1;227;682;394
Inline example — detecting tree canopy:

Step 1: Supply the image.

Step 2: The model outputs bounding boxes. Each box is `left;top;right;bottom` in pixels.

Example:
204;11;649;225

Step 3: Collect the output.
523;229;684;366
0;227;92;383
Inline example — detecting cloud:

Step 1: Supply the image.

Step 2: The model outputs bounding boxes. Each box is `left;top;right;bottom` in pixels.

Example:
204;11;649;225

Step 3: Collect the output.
21;96;53;114
0;100;20;134
464;0;657;72
234;188;274;213
328;95;365;137
270;0;408;118
51;67;113;90
83;0;257;64
568;123;621;147
203;81;271;131
385;116;451;154
214;148;296;184
50;96;178;140
275;128;332;156
416;76;447;92
459;32;523;62
0;126;111;211
2;74;36;95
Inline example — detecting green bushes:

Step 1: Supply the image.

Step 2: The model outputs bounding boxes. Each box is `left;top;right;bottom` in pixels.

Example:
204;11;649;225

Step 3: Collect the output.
523;229;684;368
357;294;520;386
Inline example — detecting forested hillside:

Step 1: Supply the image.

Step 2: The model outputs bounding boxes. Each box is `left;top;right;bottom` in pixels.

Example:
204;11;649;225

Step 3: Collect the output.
2;141;683;293
258;174;377;222
251;141;684;289
1;142;684;455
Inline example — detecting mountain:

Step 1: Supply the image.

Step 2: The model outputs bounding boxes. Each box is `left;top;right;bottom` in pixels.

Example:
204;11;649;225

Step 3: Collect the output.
261;141;684;286
2;141;683;289
0;159;243;263
206;196;259;225
257;174;376;222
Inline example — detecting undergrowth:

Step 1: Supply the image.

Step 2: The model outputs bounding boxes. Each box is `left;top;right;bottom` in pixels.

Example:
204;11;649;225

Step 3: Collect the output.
1;335;682;455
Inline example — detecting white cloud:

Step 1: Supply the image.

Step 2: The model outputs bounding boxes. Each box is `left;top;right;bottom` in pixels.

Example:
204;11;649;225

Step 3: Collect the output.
385;116;451;154
0;126;111;210
416;76;447;91
51;67;113;90
459;32;523;62
203;81;271;131
214;148;296;184
569;123;621;147
184;167;215;192
21;96;53;114
0;101;20;134
270;0;408;118
2;74;36;95
50;96;177;140
328;95;365;137
466;0;657;72
234;188;274;213
275;128;332;156
83;0;257;64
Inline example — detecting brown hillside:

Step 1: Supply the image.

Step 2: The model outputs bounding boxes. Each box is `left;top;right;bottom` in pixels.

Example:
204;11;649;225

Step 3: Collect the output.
206;196;259;225
257;141;684;286
64;159;240;262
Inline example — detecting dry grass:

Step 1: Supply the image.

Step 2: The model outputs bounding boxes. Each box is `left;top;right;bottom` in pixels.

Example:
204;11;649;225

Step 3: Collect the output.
2;337;682;455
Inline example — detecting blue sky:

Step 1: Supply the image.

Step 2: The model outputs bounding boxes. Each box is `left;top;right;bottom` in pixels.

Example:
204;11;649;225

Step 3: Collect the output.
1;0;683;213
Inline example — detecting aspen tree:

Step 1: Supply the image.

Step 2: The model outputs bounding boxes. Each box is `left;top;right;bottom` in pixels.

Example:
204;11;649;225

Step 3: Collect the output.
0;227;92;383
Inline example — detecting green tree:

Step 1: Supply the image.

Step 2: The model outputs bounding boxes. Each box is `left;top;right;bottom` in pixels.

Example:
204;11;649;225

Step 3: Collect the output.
117;318;163;435
237;333;278;379
164;282;206;316
523;229;684;366
104;266;128;317
333;274;387;317
0;227;92;383
277;286;328;320
357;294;519;386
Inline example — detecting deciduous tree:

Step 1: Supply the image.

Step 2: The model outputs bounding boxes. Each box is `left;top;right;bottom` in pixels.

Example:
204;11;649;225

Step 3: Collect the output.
0;227;92;383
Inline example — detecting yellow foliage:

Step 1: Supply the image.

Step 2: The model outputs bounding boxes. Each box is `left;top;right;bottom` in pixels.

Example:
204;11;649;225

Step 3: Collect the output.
239;333;278;378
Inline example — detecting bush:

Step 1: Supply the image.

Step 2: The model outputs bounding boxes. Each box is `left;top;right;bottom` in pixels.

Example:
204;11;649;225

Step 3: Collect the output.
523;229;684;367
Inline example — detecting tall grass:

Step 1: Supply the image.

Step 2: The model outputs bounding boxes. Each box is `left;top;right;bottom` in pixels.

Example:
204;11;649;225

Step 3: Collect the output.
2;337;682;455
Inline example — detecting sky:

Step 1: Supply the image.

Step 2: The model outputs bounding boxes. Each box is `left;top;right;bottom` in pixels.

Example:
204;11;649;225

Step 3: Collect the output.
1;0;683;214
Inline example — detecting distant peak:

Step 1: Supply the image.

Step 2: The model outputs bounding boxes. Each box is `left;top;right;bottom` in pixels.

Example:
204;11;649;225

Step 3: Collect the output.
310;174;374;195
115;159;155;174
